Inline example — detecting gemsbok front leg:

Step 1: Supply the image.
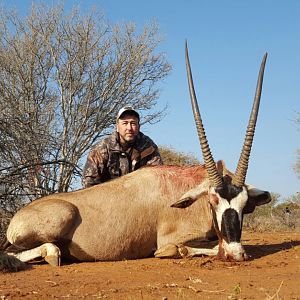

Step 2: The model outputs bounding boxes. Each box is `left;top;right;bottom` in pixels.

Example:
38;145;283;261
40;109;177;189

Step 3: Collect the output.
154;243;219;259
7;243;61;266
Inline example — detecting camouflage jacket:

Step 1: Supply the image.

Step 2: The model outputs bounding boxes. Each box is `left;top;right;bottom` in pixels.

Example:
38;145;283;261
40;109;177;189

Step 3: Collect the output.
82;131;163;188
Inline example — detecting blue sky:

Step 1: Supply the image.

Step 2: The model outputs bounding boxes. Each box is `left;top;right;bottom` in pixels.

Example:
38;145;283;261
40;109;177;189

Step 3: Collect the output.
2;0;300;199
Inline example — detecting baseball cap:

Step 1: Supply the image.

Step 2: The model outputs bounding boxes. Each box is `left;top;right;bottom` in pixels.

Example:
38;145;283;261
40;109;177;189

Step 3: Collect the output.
116;106;140;121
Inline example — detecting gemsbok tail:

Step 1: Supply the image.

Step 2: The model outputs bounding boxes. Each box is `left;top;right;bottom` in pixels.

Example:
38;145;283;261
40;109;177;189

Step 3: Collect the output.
0;251;28;272
0;239;28;272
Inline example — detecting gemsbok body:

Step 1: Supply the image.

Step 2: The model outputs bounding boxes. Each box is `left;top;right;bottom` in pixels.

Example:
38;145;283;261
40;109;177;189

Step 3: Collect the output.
1;44;271;271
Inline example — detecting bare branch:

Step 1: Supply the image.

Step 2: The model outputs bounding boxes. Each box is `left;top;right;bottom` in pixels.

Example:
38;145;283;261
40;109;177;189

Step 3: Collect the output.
0;4;170;209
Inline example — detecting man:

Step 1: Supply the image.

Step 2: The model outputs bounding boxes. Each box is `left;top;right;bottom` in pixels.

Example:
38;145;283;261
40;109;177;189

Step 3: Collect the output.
82;106;163;188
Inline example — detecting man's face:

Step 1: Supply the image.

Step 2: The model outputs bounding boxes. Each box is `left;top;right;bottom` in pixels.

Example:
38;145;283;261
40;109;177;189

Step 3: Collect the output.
117;114;140;144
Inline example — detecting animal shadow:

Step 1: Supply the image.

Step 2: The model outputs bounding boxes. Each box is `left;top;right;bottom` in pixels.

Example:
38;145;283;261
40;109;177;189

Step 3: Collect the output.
244;240;300;260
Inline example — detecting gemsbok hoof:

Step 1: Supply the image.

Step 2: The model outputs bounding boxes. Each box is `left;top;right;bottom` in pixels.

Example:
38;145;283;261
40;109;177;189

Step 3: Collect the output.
155;244;183;259
45;255;61;266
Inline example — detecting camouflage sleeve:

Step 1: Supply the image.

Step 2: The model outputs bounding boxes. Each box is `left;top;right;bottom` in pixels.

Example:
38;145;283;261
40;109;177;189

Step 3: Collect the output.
136;133;163;167
82;144;109;188
145;146;163;166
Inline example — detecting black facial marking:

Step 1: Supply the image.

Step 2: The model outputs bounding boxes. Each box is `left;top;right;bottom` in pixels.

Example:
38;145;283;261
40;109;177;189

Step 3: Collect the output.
243;197;256;214
215;183;243;202
221;208;241;243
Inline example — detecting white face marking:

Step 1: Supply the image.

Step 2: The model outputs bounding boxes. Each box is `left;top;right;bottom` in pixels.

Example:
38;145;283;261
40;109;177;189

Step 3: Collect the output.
209;186;249;261
230;187;248;225
209;187;229;230
209;186;248;230
222;240;248;261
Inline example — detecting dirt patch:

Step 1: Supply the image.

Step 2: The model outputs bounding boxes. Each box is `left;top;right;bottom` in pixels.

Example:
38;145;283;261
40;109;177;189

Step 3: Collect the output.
0;231;299;299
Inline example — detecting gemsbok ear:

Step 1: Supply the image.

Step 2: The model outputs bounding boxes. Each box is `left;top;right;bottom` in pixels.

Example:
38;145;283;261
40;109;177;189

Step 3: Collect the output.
243;186;272;214
171;180;210;209
247;186;271;205
171;197;196;208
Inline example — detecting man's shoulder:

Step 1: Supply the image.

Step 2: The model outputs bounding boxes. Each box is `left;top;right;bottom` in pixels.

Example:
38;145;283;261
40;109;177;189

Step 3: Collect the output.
92;133;119;151
135;132;158;150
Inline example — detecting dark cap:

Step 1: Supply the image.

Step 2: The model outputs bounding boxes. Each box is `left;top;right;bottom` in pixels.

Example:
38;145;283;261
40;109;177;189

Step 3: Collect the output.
116;106;140;121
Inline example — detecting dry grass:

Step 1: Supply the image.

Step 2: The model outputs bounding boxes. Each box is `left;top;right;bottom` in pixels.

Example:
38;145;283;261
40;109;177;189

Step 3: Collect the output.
243;202;300;232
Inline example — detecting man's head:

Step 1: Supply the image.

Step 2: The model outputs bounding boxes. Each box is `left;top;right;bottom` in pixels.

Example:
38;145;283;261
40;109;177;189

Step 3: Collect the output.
116;106;140;145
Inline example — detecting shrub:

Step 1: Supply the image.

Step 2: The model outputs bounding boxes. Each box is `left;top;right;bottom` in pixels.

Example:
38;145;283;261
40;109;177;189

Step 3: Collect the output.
244;193;300;231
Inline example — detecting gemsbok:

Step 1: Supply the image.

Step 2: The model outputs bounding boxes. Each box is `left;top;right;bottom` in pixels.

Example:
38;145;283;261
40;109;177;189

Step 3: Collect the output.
1;43;270;271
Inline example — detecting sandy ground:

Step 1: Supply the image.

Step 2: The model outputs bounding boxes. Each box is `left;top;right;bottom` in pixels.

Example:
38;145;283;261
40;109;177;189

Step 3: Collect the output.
0;231;299;300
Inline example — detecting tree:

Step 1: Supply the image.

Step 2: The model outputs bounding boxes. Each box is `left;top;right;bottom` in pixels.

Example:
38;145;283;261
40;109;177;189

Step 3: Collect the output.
0;3;171;212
